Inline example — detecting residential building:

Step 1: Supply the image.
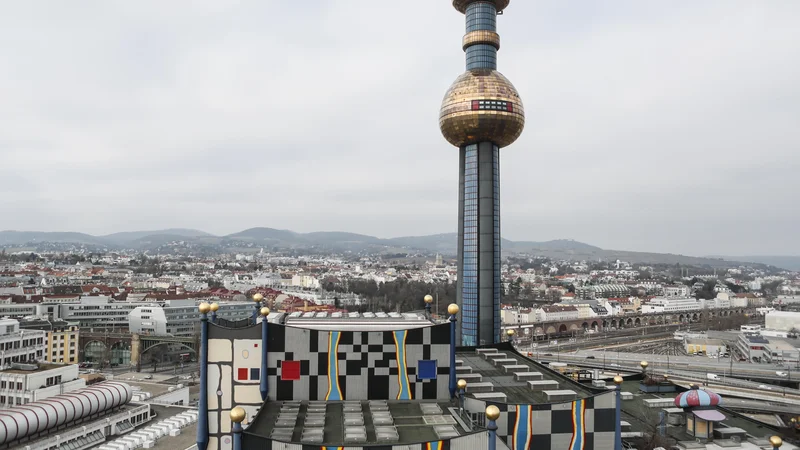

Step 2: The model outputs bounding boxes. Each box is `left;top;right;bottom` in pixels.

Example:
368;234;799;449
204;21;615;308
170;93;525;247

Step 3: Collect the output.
664;285;690;297
0;362;84;408
500;308;533;324
534;305;579;322
19;319;80;364
0;319;46;370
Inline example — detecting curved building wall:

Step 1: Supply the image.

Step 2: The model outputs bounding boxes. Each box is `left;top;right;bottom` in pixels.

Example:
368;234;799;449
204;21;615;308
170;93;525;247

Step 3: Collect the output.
0;381;132;445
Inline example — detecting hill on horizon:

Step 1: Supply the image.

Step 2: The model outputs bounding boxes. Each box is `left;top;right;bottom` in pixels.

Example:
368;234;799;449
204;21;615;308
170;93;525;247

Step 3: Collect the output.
0;227;792;269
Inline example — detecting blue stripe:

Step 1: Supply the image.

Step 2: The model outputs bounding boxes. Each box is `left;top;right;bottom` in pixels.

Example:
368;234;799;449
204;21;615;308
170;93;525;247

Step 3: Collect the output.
393;330;411;400
515;405;530;450
571;399;584;450
327;332;342;400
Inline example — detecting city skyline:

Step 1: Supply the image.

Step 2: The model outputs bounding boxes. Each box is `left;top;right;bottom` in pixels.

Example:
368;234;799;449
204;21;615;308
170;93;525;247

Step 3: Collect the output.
1;1;799;256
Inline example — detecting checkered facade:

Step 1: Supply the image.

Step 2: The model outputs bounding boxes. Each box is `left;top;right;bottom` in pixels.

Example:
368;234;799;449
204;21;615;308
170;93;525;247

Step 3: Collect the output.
266;324;452;401
206;322;453;450
464;391;617;450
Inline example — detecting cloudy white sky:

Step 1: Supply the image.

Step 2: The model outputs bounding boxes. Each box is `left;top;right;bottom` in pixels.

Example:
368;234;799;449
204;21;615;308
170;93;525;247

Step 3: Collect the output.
1;1;798;256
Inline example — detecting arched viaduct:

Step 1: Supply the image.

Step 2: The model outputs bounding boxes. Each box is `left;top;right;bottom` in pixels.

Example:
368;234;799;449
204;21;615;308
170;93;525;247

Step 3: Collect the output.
78;332;198;370
501;307;755;338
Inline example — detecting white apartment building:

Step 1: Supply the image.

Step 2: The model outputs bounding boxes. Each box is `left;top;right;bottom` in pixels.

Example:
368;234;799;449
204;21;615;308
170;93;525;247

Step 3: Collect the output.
641;297;702;314
128;300;253;336
664;285;690;297
0;319;46;369
500;308;533;324
534;305;580;322
0;362;84;408
58;296;136;330
292;274;321;289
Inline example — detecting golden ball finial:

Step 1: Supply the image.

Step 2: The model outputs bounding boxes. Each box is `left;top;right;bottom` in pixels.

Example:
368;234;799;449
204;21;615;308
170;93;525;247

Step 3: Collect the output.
198;302;211;314
640;360;649;369
613;376;623;385
260;307;270;317
253;293;264;302
769;436;782;448
230;406;246;423
424;294;433;304
790;417;796;423
457;379;467;390
448;304;459;315
485;405;500;421
507;329;515;336
209;302;219;312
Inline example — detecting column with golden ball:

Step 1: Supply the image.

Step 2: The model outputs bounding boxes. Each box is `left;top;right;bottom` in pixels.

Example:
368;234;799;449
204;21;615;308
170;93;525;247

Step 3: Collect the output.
770;436;782;450
230;406;246;450
449;303;460;398
210;302;219;324
424;294;433;319
614;375;623;450
252;293;263;325
486;404;500;450
196;302;211;450
260;306;270;401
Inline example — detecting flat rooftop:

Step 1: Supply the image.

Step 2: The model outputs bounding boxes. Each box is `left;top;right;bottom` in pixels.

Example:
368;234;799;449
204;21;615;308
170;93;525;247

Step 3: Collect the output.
283;311;434;331
455;348;597;405
245;400;469;446
614;378;789;444
0;362;67;374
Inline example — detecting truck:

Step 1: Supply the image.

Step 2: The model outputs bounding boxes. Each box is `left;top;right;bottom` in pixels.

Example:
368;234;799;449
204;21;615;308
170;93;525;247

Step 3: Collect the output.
706;373;721;381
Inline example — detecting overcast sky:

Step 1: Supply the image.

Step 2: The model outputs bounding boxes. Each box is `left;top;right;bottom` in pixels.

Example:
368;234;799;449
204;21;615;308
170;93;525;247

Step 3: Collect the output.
1;1;798;256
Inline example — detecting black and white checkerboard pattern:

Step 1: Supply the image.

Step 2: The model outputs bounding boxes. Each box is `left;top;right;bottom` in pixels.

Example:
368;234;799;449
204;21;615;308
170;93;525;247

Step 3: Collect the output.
266;324;452;401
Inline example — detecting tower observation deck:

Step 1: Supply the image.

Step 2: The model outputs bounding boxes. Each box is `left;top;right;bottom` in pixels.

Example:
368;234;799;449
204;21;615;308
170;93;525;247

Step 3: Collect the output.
439;0;525;346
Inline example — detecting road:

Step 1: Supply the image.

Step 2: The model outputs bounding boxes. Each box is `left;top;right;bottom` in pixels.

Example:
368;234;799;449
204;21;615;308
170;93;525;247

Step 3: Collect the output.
567;348;797;381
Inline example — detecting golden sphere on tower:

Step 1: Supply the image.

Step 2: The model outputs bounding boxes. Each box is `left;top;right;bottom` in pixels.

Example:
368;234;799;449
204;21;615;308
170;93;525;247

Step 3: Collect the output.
448;304;460;315
260;307;270;317
613;376;623;385
424;294;433;304
507;329;515;336
439;70;525;148
457;379;467;390
209;303;219;312
769;436;782;448
485;405;501;421
198;302;211;314
253;293;264;302
640;361;649;369
230;406;247;423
